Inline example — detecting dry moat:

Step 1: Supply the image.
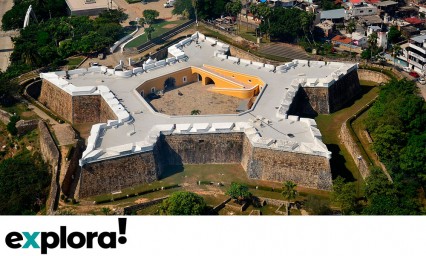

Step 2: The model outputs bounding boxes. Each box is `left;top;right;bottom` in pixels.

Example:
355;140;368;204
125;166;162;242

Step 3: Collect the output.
147;82;243;115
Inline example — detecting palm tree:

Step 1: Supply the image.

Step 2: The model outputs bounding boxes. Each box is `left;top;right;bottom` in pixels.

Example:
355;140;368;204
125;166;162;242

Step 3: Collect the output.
346;19;356;59
101;207;111;215
391;44;402;68
282;181;297;202
368;32;378;60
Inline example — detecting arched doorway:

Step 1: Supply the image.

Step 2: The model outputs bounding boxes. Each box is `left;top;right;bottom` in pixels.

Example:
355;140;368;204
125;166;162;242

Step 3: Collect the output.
192;72;202;82
164;77;176;90
204;76;215;86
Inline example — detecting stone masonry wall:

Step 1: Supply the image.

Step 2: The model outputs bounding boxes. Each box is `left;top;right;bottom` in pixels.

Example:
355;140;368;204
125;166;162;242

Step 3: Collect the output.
72;95;100;124
39;79;117;124
38;121;60;214
157;133;244;165
0;109;11;124
300;69;361;115
100;97;118;122
16;119;39;136
339;121;370;179
328;69;361;113
79;152;158;198
358;69;390;84
39;80;73;122
78;132;332;198
243;135;332;190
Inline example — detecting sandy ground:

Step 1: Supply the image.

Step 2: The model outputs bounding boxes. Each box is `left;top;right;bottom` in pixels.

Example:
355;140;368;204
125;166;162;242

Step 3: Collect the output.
148;82;242;115
114;0;176;25
0;0;14;72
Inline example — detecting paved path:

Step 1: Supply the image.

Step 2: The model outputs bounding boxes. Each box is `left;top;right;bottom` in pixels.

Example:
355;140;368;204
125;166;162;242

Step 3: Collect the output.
0;0;14;72
259;43;309;60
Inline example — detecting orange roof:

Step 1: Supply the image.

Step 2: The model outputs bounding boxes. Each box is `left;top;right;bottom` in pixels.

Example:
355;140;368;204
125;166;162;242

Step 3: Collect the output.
331;35;352;44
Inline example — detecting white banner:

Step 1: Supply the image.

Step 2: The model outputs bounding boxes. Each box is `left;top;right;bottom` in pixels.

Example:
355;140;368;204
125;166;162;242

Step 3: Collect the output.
0;216;424;256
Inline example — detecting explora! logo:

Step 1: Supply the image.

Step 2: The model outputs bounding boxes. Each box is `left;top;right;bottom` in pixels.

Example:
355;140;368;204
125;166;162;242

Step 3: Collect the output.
5;218;127;254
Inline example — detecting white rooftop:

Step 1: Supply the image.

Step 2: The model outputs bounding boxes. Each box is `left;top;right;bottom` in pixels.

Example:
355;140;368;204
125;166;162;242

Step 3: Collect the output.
40;32;358;165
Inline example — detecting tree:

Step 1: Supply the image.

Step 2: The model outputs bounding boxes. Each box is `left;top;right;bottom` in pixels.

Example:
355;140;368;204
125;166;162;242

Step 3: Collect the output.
391;44;402;67
159;191;207;215
144;26;155;41
173;0;195;19
367;31;378;59
331;176;357;214
387;26;401;44
191;109;201;115
142;9;159;26
0;151;50;214
281;181;297;202
304;195;332;215
7;115;20;136
0;73;18;106
346;19;356;34
226;182;251;203
101;207;112;215
225;0;242;30
98;8;128;24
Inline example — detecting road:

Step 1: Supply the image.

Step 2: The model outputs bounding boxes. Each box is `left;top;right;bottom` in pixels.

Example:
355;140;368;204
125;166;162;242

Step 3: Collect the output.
0;0;14;72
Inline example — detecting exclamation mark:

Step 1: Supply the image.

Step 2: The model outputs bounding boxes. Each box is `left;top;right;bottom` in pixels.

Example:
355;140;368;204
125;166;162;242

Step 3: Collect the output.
118;218;127;244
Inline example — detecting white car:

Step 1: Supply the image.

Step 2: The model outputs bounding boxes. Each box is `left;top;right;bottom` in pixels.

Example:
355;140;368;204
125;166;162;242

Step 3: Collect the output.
403;67;411;72
419;77;426;85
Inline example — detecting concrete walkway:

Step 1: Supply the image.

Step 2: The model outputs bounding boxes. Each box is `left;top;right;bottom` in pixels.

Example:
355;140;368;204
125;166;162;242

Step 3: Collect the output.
0;0;14;72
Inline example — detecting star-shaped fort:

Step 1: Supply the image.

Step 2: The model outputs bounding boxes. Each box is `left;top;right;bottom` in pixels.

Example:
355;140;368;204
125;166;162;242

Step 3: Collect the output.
39;32;360;198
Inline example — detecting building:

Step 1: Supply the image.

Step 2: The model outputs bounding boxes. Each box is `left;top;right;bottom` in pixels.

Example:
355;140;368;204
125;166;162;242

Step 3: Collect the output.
320;9;347;23
315;20;334;38
367;25;388;48
374;1;398;16
37;32;360;198
345;2;378;18
351;32;367;47
406;34;426;74
65;0;117;16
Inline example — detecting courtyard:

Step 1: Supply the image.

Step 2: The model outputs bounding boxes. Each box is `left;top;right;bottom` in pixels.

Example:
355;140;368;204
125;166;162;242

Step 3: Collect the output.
148;81;243;115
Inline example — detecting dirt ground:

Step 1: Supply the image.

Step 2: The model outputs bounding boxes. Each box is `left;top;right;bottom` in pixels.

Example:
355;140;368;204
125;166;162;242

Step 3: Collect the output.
113;0;176;25
148;82;242;115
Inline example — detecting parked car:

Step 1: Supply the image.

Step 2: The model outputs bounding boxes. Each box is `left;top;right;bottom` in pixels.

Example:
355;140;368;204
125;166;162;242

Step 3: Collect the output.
409;71;420;78
419;77;426;85
403;67;411;72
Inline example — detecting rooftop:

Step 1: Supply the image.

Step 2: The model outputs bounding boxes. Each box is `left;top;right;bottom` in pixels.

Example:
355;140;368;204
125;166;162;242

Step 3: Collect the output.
331;35;352;44
40;32;357;165
320;9;346;20
65;0;117;11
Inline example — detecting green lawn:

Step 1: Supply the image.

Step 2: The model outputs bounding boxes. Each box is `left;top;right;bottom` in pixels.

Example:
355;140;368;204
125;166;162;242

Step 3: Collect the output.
315;82;380;194
66;56;85;66
125;20;188;48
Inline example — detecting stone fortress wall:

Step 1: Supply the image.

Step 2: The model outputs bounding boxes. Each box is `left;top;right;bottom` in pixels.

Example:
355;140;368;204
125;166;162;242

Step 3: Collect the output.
38;32;362;198
290;68;361;116
79;132;332;198
38;79;118;124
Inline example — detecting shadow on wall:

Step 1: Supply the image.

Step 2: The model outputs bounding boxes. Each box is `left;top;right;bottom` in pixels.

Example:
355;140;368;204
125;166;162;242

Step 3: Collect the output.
159;165;184;179
327;143;356;182
339;85;374;109
288;87;318;118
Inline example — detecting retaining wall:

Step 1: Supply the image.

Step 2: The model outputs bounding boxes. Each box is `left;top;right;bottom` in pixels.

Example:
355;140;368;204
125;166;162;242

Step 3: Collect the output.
358;69;391;84
123;196;169;215
339;121;370;179
38;121;60;215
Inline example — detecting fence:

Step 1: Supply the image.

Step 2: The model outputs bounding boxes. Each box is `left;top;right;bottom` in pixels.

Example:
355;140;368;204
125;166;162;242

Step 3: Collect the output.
123;20;195;55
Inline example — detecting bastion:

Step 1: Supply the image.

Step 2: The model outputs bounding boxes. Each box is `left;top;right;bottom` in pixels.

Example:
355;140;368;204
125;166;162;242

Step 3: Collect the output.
38;32;360;198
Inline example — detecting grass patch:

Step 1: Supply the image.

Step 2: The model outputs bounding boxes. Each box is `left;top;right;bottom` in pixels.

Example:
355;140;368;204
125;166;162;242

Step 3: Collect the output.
197;24;289;63
315;82;380;195
66;56;85;66
125;19;188;48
